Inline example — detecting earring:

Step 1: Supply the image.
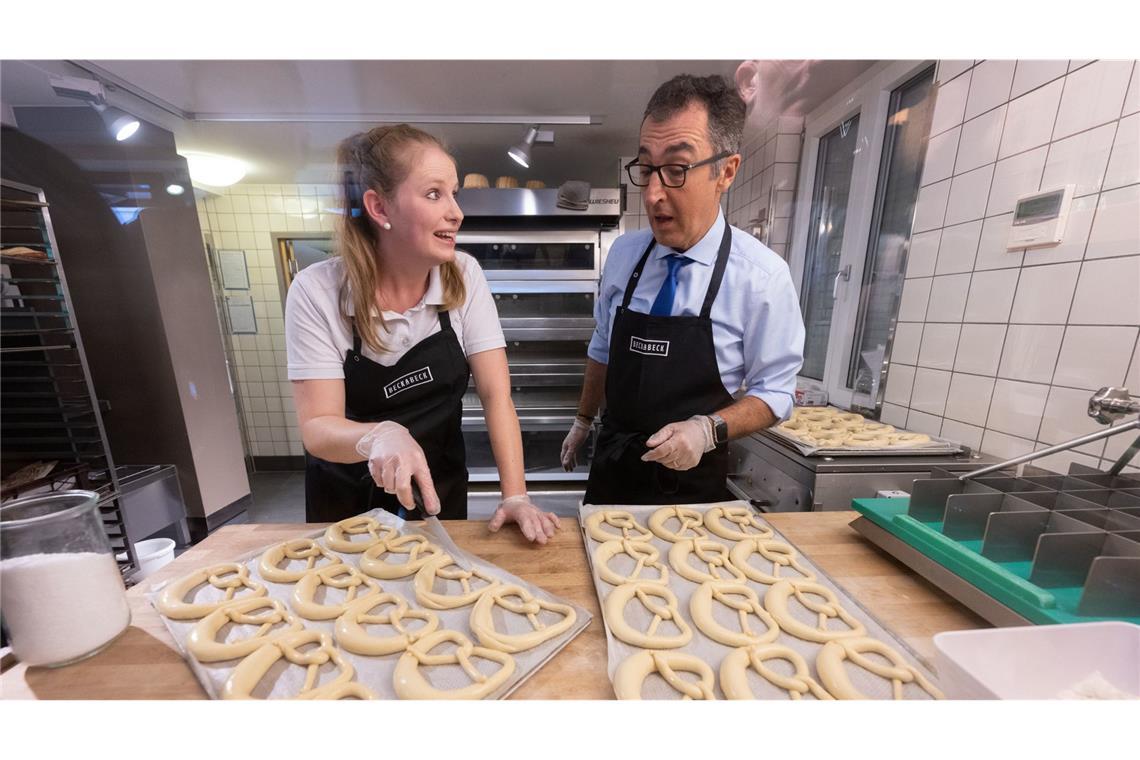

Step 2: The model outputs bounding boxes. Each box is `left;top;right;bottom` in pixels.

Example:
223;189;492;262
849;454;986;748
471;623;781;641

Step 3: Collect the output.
382;222;392;230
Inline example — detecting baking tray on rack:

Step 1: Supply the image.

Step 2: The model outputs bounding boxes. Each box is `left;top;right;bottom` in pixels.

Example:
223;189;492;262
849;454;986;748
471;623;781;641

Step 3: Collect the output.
764;425;964;458
148;509;591;700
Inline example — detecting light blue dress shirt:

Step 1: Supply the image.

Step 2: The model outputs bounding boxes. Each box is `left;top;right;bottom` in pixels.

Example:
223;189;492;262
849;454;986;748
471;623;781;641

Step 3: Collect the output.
587;211;806;421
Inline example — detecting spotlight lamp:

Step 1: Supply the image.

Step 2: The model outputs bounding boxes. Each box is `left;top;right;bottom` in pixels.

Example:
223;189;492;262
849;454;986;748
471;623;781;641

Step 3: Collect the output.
506;125;554;169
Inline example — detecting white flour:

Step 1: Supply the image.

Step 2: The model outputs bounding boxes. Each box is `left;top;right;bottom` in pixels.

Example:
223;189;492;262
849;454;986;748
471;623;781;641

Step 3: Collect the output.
1;551;130;666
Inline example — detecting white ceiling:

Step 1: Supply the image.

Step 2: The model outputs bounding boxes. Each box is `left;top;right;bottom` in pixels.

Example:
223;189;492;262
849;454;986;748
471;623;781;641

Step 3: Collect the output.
2;60;876;187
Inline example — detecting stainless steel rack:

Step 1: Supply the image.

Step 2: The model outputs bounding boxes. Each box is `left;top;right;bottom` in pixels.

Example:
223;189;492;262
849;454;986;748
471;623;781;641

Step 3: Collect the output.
0;178;135;576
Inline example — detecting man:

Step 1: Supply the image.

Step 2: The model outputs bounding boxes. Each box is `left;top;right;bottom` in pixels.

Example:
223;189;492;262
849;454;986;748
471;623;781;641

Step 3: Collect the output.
561;74;805;505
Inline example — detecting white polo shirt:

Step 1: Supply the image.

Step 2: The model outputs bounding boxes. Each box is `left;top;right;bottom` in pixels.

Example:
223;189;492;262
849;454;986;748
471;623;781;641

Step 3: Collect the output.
285;250;505;379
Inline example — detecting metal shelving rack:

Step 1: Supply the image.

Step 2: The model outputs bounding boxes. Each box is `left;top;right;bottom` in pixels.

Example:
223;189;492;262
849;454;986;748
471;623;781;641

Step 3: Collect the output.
1;178;136;576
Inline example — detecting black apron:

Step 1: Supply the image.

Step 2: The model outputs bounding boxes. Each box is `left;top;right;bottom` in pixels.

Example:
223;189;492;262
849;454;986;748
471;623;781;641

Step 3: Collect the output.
305;309;470;522
584;223;735;505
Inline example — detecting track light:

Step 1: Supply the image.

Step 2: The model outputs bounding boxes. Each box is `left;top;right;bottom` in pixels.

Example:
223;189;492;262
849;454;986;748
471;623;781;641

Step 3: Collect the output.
97;105;140;141
507;125;554;169
179;151;248;187
49;75;140;142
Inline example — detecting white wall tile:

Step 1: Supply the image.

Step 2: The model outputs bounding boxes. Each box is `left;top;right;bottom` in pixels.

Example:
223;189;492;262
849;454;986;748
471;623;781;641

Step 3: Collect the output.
898;277;933;321
937;60;974;85
997;324;1065;383
1053;60;1134;140
1123;62;1139;116
931;70;973;136
907;230;941;278
1034;449;1102;475
1086;184;1140;259
1009;262;1080;323
773;163;797;190
1127;338;1140;393
945;373;996;426
955;324;1007;375
906;410;944;437
1103;112;1140;190
1021;194;1096;266
986;379;1050;438
999;79;1064;159
945;164;995;225
884;363;916;406
1040;122;1117;197
911;368;952;416
917;323;961;370
964;268;1019;322
775;134;800;162
987;146;1048;216
1038;385;1110;456
941;419;985;450
1011;60;1069;99
926;273;972;322
1053;325;1138;389
880;402;910;428
913;179;950;232
974;214;1025;270
955;107;1006;173
1104;417;1140;461
1069;255;1140;325
891;322;923;365
936;220;982;275
965;60;1016;121
980;429;1036;460
922;127;960;186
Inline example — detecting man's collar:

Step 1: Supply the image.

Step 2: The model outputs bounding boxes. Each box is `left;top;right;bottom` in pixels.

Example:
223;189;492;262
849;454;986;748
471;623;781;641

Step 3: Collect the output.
344;266;444;317
652;209;725;266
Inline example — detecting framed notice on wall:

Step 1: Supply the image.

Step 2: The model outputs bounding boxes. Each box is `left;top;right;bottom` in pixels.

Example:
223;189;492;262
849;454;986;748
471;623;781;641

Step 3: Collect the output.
225;294;257;334
218;249;250;290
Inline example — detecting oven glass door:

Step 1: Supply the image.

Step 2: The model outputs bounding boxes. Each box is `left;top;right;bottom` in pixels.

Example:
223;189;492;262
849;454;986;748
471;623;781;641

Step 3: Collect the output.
457;231;599;280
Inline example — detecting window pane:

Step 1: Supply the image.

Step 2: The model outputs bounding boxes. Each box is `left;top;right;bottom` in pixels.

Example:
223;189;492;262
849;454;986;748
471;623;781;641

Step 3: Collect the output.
800;115;861;381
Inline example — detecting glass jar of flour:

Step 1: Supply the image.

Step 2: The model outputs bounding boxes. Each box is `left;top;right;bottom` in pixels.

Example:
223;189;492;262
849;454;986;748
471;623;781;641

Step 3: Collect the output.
1;490;131;667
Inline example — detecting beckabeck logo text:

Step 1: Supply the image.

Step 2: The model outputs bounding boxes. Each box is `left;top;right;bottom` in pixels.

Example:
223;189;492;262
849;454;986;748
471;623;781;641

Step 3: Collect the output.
383;367;434;399
629;336;670;357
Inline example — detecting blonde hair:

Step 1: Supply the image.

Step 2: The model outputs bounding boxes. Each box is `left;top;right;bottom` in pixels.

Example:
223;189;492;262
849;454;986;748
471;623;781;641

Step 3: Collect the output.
335;124;466;354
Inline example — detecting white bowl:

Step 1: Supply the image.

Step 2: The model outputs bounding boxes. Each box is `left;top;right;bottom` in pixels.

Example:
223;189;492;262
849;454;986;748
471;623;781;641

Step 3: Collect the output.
132;538;176;581
933;622;1140;699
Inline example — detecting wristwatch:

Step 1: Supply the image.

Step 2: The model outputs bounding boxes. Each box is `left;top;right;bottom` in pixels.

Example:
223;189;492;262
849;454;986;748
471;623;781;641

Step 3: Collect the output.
709;414;729;445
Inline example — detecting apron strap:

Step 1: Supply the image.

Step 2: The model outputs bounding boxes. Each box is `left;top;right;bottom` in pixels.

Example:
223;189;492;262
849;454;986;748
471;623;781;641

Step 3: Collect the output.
620;237;659;310
699;221;733;320
350;317;362;354
437;307;452;330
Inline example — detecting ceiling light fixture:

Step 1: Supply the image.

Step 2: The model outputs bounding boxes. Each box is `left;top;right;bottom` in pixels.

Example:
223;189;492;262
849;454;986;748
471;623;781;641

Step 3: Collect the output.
179;151;248;188
49;75;140;142
507;125;554;169
166;183;185;196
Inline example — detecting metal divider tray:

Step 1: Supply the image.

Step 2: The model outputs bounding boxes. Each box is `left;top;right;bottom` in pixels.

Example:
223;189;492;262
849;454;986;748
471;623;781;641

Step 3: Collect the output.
852;465;1140;626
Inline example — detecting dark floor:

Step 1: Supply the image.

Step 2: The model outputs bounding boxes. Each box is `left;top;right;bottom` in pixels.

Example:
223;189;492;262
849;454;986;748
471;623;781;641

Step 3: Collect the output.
224;471;307;526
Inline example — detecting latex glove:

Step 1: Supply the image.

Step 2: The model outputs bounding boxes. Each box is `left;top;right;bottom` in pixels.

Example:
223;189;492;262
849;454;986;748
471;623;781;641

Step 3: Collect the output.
488;494;562;545
355;421;440;514
560;418;592;471
640;415;715;471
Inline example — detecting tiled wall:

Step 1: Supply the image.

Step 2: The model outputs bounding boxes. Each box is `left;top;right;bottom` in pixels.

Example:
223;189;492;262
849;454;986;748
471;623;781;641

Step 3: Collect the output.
196;183;341;458
881;59;1140;474
725;115;804;259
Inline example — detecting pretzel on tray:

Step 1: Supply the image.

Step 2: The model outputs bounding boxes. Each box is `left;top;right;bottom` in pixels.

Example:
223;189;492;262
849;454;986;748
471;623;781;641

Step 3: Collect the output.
334;591;440;656
603;581;692;649
258;538;340;583
593;538;670;585
688;581;779;648
323;515;397;554
222;629;376;700
729;538;816;586
720;643;834;700
413;553;502;610
702;505;774;541
156;562;267;620
186;597;303;663
763;580;867;643
469;584;577;653
392;629;516;700
816;636;944;700
647;506;709;542
613;650;716;700
667;538;747;584
359;533;443;580
584;510;653;543
291;564;382;621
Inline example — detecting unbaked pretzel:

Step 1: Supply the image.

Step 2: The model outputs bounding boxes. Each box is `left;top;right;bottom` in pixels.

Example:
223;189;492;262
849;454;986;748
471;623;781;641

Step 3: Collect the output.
359;533;443;580
763;580;866;642
703;505;774;541
469;584;577;653
593;538;670;585
688;581;779;648
720;643;834;700
334;591;440;656
156;563;267;620
186;596;303;663
816;636;944;700
648;506;709;542
291;564;382;621
729;538;816;586
603;581;691;649
222;629;376;700
584;510;653;543
888;432;931;447
613;650;716;700
413;553;502;610
392;629;516;700
258;538;340;583
323;515;397;554
843;431;894;448
667;538;747;584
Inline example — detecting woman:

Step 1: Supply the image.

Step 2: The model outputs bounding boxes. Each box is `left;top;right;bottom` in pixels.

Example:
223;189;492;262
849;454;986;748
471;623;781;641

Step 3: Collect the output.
284;124;561;544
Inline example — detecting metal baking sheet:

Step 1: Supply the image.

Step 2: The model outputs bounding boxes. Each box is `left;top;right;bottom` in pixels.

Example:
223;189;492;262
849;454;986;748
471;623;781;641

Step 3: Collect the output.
764;425;963;458
580;500;943;700
147;509;590;700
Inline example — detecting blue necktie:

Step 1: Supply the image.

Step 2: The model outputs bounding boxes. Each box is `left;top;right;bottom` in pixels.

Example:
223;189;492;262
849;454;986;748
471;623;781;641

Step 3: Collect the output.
649;255;692;316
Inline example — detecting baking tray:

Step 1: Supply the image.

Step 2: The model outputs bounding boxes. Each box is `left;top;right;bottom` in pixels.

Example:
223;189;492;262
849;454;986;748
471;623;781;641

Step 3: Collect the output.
765;425;964;458
580;500;943;700
148;509;591;699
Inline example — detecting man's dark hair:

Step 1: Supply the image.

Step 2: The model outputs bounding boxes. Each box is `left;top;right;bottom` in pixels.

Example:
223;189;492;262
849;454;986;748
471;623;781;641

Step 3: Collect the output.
643;74;745;168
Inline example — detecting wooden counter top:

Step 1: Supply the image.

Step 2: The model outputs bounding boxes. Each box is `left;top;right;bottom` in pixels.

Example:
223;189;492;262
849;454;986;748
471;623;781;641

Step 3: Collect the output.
0;512;987;699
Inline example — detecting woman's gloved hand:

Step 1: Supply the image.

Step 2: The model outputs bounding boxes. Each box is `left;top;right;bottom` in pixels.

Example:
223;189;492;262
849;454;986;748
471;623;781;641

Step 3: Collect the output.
640;415;715;471
560;417;592;471
355;421;440;514
488;494;562;545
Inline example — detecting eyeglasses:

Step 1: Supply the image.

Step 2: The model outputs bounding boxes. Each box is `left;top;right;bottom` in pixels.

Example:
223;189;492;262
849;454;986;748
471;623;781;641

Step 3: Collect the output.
624;150;734;188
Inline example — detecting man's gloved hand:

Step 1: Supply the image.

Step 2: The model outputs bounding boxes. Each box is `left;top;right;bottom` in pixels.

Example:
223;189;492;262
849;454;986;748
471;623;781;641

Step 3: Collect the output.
640;415;715;471
560;417;592;471
355;421;441;514
488;494;562;545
